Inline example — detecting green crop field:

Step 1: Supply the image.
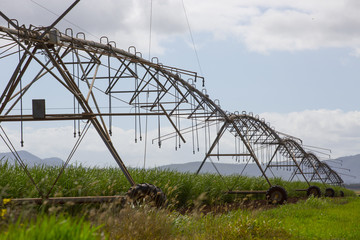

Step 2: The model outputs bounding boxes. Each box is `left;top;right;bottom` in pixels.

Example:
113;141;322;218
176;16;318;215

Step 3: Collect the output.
0;164;354;208
0;164;358;239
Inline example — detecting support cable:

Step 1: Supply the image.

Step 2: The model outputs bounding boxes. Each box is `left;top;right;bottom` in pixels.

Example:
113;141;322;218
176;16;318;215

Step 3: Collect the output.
195;111;200;152
174;85;179;150
108;53;112;136
72;45;77;138
0;125;43;197
143;0;153;168
216;112;219;160
17;22;24;147
234;135;238;162
148;0;153;61
143;88;149;169
206;106;211;153
30;0;99;39
204;111;208;154
190;92;195;154
134;62;138;143
177;87;181;149
135;60;142;141
178;82;182;149
181;0;204;77
0;42;19;59
209;157;225;180
157;74;161;148
76;50;81;137
45;120;91;198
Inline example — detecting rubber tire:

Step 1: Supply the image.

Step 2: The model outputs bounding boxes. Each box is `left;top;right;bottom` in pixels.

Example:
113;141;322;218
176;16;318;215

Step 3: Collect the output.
307;186;321;198
324;188;335;198
266;185;288;205
339;190;345;197
126;183;166;208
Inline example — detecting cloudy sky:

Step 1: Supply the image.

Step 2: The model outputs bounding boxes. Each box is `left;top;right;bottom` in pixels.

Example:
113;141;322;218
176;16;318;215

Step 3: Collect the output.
1;0;360;169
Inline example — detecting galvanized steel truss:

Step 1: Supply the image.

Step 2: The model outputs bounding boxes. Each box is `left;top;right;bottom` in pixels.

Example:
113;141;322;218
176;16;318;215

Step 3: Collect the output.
0;5;343;201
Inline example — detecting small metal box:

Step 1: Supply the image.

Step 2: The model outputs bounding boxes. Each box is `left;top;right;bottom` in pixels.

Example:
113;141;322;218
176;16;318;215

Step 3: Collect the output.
48;29;60;44
32;99;46;119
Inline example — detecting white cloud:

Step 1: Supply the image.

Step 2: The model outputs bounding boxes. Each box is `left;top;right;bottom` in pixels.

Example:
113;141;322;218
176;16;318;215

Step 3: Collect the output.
2;0;360;55
0;0;186;55
184;0;360;53
239;3;360;53
1;2;360;167
0;122;206;168
261;109;360;158
1;109;359;168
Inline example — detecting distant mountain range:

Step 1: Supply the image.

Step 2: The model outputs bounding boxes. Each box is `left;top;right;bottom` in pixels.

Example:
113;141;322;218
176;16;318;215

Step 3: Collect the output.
1;150;359;184
157;154;360;184
0;150;64;167
327;155;360;184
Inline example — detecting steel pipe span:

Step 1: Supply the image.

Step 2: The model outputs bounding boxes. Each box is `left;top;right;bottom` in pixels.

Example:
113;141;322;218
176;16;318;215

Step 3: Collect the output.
0;14;343;205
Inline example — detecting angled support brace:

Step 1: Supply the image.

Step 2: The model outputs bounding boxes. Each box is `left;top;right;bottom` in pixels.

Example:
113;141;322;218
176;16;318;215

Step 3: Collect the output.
159;104;186;143
42;46;135;186
0;11;20;30
0;45;34;114
281;142;310;185
38;0;80;40
230;122;272;187
196;121;228;174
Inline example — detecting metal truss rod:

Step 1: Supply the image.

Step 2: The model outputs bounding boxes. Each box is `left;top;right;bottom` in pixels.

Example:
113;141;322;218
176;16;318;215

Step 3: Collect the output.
45;120;91;198
229;118;272;186
38;0;80;40
196;121;228;174
3;32;79;97
0;112;167;122
207;154;252;157
38;43;136;186
0;25;228;121
0;11;20;30
159;104;186;143
0;46;34;115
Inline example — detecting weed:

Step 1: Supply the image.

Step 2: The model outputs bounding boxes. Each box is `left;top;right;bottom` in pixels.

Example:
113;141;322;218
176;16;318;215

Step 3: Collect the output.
90;204;173;240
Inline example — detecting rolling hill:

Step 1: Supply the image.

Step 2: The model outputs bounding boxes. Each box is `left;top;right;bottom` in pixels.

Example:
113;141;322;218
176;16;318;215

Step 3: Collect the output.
1;150;358;184
157;154;360;184
0;150;64;167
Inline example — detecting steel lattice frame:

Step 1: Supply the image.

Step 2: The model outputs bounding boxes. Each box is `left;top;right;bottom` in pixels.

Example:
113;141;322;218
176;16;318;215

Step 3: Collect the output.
197;113;344;187
0;6;343;201
0;16;235;197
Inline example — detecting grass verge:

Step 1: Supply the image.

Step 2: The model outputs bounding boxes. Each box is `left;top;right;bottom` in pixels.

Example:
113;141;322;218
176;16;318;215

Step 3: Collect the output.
1;195;359;239
0;214;104;240
260;196;360;239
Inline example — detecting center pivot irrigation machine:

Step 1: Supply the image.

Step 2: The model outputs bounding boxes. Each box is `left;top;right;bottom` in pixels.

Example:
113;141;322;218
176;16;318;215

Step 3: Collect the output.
0;1;344;206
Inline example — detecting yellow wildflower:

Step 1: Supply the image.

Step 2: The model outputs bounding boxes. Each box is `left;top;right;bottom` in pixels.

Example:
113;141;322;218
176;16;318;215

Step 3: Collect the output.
3;199;11;205
1;209;6;219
